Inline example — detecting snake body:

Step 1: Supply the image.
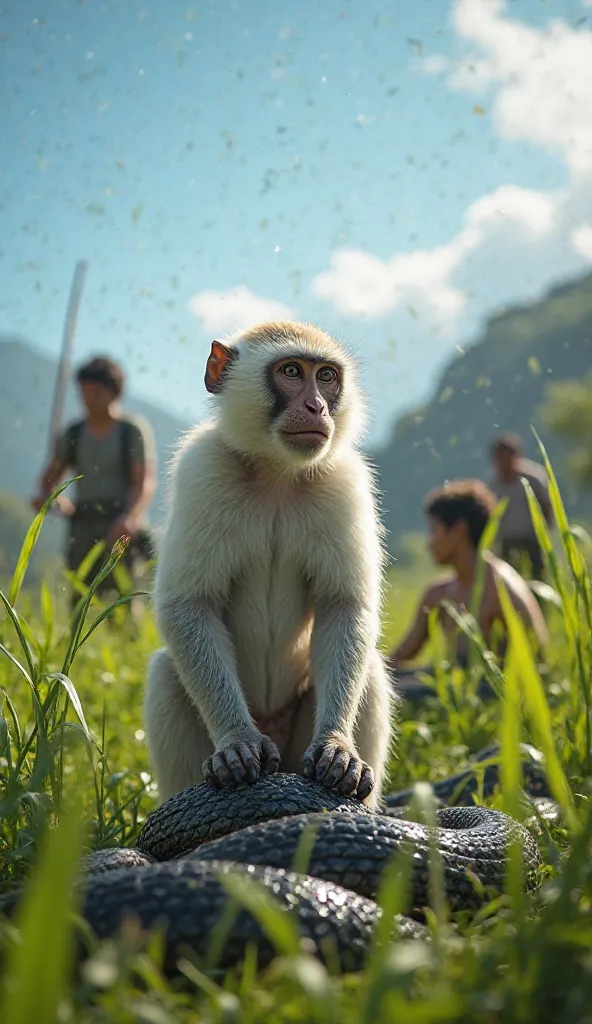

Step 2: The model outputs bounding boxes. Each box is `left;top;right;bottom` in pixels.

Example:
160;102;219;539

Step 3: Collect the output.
185;804;540;909
71;770;543;973
1;761;550;974
384;743;553;809
79;860;419;974
134;773;375;861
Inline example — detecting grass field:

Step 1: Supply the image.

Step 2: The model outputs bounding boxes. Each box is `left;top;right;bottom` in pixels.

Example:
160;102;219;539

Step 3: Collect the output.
0;449;591;1022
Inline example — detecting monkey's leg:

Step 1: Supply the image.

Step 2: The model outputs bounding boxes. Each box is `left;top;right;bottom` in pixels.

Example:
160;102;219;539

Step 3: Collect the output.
143;648;213;803
352;651;396;810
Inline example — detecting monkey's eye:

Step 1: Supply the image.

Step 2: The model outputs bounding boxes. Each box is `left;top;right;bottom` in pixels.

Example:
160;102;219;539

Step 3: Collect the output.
281;363;302;378
317;366;338;383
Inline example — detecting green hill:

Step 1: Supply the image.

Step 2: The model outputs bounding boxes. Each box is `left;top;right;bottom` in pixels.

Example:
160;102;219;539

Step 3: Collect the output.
372;271;592;546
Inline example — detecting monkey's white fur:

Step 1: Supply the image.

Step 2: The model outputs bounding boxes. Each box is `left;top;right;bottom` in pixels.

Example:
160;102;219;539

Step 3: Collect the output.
144;321;396;808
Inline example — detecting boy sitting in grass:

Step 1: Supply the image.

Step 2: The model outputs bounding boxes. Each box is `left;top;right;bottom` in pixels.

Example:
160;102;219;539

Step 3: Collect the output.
387;479;548;699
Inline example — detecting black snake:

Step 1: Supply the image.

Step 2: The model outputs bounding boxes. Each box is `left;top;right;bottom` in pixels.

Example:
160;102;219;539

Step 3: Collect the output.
0;746;553;975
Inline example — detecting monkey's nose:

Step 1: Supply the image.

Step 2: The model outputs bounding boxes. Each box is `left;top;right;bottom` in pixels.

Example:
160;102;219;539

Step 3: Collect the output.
305;395;325;414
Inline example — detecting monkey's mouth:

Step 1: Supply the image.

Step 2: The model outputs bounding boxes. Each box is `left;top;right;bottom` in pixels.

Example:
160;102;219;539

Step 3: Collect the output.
281;429;330;449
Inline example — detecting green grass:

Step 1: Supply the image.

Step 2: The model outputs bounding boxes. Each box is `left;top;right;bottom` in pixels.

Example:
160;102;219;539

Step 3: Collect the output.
1;451;592;1022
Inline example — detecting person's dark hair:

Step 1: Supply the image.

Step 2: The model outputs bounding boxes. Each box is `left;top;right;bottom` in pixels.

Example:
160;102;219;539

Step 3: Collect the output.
490;432;522;458
423;479;497;549
76;356;124;398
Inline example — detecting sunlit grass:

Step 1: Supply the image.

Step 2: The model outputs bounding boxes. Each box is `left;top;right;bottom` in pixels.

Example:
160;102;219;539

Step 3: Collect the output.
0;454;591;1021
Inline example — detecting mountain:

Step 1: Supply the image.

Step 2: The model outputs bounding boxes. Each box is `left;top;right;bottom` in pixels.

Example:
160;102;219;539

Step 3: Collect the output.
0;336;190;519
372;271;592;544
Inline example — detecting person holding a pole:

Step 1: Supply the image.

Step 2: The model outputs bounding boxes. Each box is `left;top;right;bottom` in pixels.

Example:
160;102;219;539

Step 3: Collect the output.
31;355;157;605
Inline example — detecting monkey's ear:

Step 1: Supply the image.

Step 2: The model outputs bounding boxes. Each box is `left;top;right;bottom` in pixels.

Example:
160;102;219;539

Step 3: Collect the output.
205;341;236;393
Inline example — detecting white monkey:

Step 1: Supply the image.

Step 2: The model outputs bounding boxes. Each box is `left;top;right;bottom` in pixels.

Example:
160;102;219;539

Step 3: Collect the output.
144;321;396;809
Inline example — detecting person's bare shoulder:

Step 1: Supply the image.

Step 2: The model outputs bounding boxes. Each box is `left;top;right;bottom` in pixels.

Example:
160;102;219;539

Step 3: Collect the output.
420;576;455;609
485;552;548;643
517;458;548;486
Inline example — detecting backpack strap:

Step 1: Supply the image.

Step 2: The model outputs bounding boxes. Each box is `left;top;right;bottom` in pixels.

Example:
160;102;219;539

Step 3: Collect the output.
62;420;85;471
119;418;135;483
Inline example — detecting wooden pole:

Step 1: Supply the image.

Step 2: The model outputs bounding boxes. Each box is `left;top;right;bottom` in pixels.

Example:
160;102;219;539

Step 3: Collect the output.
46;260;89;458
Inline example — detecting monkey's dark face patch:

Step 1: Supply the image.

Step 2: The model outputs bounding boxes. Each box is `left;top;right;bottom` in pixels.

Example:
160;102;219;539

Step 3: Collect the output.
266;356;342;457
266;362;289;421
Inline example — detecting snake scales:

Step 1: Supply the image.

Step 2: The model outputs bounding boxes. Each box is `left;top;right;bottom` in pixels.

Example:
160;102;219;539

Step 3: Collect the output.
0;741;554;976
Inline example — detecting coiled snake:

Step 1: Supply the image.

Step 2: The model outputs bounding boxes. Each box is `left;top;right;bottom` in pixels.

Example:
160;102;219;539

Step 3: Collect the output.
0;744;553;974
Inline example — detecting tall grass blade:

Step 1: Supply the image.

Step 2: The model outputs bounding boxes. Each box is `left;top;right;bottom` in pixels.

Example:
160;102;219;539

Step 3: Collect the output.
40;580;55;656
1;690;21;753
272;956;336;1024
0;780;86;1024
496;578;576;830
8;479;79;607
62;537;131;675
0;592;37;684
525;443;592;770
290;819;320;876
522;479;576;642
44;673;92;743
499;647;525;915
356;838;416;1023
217;870;301;959
74;592;148;652
0;643;35;691
75;540;107;587
411;782;447;932
469;497;506;626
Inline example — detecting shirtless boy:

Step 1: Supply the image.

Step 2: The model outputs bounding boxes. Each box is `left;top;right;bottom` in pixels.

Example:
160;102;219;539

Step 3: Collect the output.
387;480;548;698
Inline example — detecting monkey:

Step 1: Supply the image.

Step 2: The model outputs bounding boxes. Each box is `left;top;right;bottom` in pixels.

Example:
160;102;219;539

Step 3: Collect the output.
143;320;396;810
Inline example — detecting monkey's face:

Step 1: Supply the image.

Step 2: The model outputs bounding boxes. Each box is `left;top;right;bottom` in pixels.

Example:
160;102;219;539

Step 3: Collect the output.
205;322;363;475
268;358;340;462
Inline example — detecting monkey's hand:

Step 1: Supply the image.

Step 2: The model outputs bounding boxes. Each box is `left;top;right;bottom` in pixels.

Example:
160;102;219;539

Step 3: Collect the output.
202;728;281;789
301;733;374;801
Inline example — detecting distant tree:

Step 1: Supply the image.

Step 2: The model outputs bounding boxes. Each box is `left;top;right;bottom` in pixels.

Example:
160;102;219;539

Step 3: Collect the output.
541;374;592;488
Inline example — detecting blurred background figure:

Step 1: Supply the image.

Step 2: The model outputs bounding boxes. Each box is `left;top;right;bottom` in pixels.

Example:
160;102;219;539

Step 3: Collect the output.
387;479;548;700
488;433;553;581
31;356;157;604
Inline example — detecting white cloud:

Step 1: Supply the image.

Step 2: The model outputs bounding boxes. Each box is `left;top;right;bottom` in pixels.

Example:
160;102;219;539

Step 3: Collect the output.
447;0;592;174
188;285;295;336
465;187;557;235
312;247;465;322
311;183;568;327
571;224;592;263
310;0;592;336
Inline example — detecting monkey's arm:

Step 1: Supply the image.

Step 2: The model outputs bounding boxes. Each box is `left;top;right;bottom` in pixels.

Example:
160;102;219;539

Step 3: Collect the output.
153;432;280;787
156;595;279;785
303;599;378;798
156;597;251;741
302;460;386;800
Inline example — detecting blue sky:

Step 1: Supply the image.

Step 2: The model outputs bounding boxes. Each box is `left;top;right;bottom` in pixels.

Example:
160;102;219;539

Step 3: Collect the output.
2;0;591;444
